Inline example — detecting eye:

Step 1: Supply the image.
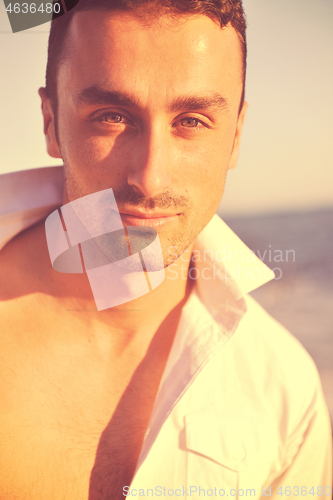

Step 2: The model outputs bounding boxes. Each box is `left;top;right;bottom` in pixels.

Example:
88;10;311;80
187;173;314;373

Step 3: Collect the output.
180;117;200;128
95;113;125;124
91;111;134;127
173;115;208;131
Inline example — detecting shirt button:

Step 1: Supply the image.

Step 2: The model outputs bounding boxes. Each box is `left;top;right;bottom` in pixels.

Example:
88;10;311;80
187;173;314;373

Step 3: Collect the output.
232;446;246;461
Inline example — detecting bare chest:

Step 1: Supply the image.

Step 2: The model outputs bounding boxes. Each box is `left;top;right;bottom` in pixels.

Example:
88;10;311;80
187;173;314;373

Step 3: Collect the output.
0;340;162;500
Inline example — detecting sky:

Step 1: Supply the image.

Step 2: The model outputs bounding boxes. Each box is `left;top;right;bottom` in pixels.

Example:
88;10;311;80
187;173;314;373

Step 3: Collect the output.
0;0;332;216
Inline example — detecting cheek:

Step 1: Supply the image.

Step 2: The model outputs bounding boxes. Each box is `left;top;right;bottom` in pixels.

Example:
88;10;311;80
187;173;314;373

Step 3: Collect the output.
58;118;128;189
59;119;107;166
177;135;231;198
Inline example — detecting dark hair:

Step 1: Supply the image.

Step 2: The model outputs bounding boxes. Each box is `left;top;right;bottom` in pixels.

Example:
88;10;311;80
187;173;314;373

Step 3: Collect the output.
45;0;247;115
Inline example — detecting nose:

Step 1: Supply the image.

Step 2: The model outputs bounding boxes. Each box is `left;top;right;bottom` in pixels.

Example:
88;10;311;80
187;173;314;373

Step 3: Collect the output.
127;124;173;198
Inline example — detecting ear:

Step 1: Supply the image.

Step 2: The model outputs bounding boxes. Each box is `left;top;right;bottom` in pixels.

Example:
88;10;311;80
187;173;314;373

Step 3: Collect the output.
38;87;62;159
228;101;248;170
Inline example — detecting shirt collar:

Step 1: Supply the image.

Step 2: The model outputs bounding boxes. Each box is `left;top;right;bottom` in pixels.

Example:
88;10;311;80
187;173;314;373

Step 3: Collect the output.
0;166;64;251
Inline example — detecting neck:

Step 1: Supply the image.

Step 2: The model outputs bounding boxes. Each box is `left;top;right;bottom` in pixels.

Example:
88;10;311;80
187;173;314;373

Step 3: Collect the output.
45;223;194;347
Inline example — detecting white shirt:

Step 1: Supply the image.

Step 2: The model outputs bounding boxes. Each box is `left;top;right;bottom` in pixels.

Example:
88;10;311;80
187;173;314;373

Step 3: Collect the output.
0;167;332;499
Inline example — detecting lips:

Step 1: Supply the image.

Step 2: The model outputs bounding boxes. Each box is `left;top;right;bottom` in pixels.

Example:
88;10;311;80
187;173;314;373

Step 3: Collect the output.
119;210;179;228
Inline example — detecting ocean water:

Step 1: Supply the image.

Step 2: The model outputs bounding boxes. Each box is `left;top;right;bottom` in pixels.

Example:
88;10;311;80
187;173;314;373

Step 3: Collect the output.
222;208;333;420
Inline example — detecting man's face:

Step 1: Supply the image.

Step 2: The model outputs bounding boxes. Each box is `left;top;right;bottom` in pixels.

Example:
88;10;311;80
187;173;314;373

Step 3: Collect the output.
44;10;246;267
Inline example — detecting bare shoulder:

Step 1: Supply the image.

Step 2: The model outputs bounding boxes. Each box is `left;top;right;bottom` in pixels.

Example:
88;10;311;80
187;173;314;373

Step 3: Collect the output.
0;221;54;381
0;219;49;289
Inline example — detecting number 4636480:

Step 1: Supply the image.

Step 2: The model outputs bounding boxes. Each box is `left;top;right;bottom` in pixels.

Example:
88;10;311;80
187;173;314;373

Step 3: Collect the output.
276;486;331;496
5;3;61;14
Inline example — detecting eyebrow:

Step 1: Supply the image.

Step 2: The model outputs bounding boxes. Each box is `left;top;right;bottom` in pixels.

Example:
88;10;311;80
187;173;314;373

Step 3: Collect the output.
75;87;141;109
169;94;229;113
75;86;229;113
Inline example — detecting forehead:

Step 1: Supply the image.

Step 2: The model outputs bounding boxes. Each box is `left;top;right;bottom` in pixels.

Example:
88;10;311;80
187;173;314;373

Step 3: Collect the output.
58;10;243;108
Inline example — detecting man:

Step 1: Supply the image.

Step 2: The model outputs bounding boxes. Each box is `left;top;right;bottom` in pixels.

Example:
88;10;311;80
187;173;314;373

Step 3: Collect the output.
0;0;331;499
